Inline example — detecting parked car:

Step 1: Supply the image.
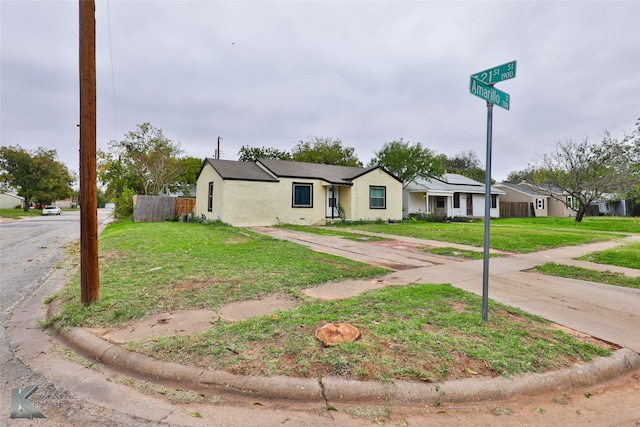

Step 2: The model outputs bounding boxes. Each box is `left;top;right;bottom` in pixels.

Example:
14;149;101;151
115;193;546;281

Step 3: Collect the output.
42;206;61;215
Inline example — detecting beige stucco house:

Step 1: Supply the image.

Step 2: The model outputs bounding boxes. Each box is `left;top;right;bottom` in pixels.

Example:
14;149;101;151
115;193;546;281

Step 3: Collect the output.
195;158;403;226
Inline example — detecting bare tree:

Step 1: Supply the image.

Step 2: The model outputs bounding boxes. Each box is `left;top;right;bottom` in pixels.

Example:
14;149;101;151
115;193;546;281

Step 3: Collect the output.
531;132;635;222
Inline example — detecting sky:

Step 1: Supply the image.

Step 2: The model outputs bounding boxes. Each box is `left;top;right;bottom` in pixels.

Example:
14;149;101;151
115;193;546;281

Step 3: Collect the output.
1;0;639;184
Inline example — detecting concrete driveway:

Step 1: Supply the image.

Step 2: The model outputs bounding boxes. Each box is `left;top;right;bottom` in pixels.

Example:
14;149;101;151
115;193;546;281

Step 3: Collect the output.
251;227;640;352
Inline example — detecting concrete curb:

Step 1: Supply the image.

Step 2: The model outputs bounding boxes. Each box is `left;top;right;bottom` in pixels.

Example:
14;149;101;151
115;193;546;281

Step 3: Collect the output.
49;302;640;406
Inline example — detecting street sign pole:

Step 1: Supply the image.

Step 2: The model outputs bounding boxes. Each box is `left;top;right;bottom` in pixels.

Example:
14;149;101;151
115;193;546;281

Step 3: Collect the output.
469;60;516;322
481;100;493;322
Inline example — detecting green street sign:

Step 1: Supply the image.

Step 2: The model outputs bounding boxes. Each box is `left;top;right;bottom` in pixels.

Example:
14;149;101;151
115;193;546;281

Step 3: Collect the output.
469;77;510;110
471;60;517;85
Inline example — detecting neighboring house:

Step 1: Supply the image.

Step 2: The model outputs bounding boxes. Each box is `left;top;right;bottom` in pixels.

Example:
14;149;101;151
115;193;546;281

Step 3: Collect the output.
592;194;637;217
494;182;549;217
403;173;505;218
0;191;25;209
195;158;403;226
505;182;578;217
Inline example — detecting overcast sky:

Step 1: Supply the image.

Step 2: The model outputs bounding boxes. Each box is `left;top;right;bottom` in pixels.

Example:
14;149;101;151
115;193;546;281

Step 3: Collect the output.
2;0;639;183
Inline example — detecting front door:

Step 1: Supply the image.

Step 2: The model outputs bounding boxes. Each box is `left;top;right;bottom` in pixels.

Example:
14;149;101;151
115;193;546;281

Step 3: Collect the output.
466;193;473;216
326;186;339;218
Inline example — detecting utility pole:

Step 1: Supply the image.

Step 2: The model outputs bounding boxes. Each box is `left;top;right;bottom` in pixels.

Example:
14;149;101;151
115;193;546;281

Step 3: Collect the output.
217;136;222;159
79;0;99;304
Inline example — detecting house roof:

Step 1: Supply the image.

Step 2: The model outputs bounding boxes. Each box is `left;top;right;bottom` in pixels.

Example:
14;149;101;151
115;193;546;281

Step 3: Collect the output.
405;173;505;195
257;158;392;185
200;158;401;185
202;159;279;182
495;182;548;197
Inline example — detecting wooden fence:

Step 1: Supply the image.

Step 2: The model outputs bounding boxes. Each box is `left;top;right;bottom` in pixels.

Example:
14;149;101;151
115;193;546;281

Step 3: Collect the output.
133;195;196;222
499;201;531;218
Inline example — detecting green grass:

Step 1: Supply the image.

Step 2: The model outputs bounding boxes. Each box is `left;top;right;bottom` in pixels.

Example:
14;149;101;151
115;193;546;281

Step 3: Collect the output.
0;208;42;219
577;242;640;270
124;283;610;382
532;263;640;289
49;218;626;383
494;216;640;233
329;219;623;253
51;221;388;328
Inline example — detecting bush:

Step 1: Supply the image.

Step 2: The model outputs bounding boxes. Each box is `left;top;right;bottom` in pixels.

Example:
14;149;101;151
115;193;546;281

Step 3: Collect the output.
113;188;135;220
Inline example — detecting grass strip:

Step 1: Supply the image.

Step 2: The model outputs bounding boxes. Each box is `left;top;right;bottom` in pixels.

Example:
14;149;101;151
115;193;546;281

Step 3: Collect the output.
532;263;640;289
577;242;640;270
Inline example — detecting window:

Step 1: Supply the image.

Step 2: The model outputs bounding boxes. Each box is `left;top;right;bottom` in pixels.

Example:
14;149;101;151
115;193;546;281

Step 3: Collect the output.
491;194;497;209
370;186;386;209
292;183;313;207
207;182;214;212
536;198;545;209
453;193;460;208
436;196;445;208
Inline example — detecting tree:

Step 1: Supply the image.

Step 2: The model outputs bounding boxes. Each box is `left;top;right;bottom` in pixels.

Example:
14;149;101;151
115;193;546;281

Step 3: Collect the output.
443;150;487;183
175;156;204;196
291;137;362;167
238;145;292;162
98;123;186;196
369;139;444;183
0;145;75;211
530;131;636;222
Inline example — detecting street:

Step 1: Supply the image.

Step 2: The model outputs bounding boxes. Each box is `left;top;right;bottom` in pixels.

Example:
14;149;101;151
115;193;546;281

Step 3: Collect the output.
0;210;156;426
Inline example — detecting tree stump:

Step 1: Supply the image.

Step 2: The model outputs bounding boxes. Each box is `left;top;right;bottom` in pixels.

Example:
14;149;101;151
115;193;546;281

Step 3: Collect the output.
315;323;360;346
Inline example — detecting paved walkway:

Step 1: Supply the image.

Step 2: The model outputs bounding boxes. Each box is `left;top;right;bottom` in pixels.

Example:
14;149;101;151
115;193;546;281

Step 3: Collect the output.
251;227;640;352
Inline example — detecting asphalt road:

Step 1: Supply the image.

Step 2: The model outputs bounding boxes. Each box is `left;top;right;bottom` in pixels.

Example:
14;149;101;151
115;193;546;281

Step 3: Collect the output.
0;209;157;426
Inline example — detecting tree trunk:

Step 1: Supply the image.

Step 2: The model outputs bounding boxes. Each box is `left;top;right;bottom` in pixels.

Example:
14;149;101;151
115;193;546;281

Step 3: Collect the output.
575;205;587;222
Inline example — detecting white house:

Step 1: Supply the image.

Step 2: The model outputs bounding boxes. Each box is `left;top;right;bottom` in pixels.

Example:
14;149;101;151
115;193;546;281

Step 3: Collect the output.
403;174;505;218
0;191;25;209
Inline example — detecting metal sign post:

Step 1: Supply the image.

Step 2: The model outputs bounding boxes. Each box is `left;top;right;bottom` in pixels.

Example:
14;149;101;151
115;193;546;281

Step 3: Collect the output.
469;61;516;321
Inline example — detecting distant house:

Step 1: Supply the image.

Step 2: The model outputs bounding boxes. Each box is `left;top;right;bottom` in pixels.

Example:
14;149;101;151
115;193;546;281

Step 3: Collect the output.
494;182;550;217
592;195;637;217
403;174;505;218
0;191;25;209
195;158;403;226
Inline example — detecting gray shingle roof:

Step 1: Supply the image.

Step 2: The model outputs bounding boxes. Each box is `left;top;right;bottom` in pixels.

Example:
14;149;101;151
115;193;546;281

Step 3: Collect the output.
204;159;278;182
496;182;547;197
257;158;381;185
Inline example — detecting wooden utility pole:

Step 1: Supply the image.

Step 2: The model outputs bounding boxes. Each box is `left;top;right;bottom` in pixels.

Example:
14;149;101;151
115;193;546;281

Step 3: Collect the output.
79;0;99;304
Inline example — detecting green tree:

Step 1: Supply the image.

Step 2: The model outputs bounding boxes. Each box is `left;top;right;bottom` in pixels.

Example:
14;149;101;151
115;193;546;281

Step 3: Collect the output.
174;156;203;196
443;150;487;183
238;145;292;162
0;145;75;211
369;139;444;182
98;123;186;196
291;137;362;167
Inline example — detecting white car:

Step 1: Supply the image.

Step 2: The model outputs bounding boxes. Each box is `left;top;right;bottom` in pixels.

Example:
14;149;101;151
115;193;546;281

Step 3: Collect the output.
42;206;61;215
